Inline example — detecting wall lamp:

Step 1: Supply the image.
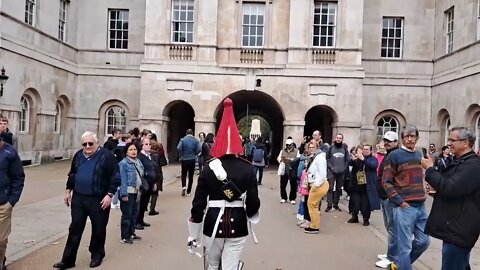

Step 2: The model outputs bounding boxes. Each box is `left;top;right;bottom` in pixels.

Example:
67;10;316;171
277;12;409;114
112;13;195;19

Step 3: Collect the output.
0;67;9;97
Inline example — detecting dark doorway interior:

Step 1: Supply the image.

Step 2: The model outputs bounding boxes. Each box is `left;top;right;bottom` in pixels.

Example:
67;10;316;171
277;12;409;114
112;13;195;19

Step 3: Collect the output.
304;106;335;145
214;90;284;163
165;101;195;162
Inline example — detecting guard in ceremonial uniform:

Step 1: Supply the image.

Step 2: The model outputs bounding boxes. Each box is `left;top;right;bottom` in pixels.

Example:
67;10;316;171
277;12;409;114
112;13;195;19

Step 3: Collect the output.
188;98;261;270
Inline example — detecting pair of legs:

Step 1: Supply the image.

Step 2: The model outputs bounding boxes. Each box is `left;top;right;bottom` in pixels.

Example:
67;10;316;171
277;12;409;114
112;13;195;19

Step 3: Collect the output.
253;166;264;184
381;199;397;262
59;193;110;265
350;191;371;222
120;193;138;240
137;189;152;225
307;181;329;230
280;174;297;201
326;173;345;208
0;202;13;268
181;159;196;194
393;203;430;270
206;237;246;270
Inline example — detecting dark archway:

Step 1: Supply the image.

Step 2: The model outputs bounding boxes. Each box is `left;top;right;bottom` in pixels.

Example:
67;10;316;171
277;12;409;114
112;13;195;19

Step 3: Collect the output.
214;90;285;163
304;105;337;145
163;101;195;162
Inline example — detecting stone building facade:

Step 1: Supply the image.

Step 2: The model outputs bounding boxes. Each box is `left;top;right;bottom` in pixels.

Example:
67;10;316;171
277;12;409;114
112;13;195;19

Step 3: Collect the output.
0;0;479;163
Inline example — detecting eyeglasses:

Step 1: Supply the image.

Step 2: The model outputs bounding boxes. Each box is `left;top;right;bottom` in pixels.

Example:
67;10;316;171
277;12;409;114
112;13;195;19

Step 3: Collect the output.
447;138;465;143
82;142;94;147
143;143;151;146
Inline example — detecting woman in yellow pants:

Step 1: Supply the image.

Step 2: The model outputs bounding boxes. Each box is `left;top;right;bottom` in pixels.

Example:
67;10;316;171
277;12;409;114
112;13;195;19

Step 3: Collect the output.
305;149;329;234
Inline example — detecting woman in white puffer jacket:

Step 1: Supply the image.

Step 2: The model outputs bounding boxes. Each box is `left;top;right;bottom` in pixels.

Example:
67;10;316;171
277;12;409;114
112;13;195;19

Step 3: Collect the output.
304;148;329;234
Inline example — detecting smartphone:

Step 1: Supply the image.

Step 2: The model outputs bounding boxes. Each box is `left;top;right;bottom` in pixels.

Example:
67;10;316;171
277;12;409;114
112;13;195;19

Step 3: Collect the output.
421;147;428;158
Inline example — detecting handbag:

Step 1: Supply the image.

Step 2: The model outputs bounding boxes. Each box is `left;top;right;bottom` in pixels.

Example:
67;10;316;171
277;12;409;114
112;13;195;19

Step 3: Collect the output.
133;165;150;191
356;166;367;185
277;162;285;176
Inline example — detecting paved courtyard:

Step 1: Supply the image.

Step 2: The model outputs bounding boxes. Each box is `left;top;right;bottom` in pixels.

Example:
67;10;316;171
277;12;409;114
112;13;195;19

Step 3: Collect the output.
4;161;480;269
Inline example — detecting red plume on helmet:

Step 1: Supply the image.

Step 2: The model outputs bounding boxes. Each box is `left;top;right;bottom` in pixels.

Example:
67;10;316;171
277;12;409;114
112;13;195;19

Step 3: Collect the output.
211;98;243;158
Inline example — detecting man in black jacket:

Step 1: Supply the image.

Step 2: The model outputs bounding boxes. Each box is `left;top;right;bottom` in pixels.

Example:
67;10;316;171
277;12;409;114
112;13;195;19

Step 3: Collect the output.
188;98;260;269
103;128;122;151
53;131;120;269
375;131;399;269
421;126;480;270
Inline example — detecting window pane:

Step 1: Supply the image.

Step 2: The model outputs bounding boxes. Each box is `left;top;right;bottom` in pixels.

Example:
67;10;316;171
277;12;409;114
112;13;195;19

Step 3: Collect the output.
256;37;262;46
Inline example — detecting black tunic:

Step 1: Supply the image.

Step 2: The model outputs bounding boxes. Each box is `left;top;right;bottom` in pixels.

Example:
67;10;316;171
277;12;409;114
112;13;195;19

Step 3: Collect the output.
190;155;260;238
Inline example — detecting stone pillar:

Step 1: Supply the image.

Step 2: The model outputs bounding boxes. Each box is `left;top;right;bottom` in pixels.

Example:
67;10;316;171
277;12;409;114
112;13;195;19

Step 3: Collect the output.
333;121;362;149
194;117;216;135
283;120;305;146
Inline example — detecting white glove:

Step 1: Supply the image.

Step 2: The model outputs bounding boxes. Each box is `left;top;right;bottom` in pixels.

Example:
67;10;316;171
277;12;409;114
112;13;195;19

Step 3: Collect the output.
247;212;260;224
187;220;202;251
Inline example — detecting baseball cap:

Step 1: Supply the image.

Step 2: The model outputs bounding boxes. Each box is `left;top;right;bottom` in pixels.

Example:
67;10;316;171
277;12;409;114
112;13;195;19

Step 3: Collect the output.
383;131;398;142
285;138;294;145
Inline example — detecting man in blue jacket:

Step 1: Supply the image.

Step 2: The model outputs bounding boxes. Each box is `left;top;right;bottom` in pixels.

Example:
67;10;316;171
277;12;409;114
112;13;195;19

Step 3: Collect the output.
177;129;201;196
0;136;25;270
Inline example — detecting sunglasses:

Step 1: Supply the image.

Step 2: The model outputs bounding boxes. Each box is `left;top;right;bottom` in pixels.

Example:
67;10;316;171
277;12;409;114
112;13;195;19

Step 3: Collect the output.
82;142;94;147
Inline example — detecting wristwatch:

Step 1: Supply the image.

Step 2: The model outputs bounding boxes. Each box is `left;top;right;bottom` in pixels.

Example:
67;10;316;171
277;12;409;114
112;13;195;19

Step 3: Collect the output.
107;193;114;198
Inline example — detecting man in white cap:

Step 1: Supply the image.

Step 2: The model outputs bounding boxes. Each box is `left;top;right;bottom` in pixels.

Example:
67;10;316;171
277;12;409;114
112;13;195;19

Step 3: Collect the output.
187;98;260;270
277;138;300;204
376;131;399;269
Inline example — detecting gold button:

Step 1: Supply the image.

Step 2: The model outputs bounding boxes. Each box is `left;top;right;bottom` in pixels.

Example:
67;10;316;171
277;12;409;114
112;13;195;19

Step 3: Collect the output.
230;218;234;222
220;219;223;223
219;230;223;234
231;230;235;234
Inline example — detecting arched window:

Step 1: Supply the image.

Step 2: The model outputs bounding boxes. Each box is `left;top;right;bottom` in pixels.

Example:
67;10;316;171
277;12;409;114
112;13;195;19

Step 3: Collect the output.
54;102;61;133
105;106;126;135
377;115;399;142
444;117;451;146
19;96;30;133
475;115;480;152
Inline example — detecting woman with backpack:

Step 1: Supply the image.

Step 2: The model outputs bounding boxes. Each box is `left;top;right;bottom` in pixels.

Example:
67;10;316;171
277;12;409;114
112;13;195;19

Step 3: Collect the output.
251;137;267;185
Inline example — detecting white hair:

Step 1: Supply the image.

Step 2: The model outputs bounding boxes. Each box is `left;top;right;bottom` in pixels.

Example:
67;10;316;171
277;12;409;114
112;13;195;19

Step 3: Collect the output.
81;131;99;143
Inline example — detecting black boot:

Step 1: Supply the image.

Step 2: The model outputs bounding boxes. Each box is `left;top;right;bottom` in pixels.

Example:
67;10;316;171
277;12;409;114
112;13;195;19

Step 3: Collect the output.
363;219;370;226
347;216;359;223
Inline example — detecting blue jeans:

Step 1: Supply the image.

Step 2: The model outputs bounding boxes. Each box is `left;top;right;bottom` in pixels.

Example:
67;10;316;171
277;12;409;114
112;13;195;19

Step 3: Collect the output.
381;199;396;262
442;242;471;270
120;193;138;240
254;166;264;184
393;203;430;270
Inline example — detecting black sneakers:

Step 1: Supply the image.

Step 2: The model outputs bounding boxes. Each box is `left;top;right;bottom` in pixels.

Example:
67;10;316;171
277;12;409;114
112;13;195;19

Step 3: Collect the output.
121;238;133;244
333;206;342;212
363;220;370;226
304;227;319;234
325;206;333;212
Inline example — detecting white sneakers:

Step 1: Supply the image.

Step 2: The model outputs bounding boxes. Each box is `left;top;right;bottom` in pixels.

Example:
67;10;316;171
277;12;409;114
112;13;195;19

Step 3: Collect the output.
280;199;286;203
290;200;296;205
377;254;387;260
376;254;391;269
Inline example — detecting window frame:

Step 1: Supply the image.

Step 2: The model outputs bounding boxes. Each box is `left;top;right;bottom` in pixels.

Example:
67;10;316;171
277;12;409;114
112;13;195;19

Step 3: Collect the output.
241;3;266;48
108;9;129;50
25;0;36;26
54;103;61;134
376;115;399;142
19;96;30;133
381;17;404;59
313;1;337;48
445;7;454;54
105;106;127;136
444;117;451;146
475;114;480;151
171;0;195;43
58;0;68;42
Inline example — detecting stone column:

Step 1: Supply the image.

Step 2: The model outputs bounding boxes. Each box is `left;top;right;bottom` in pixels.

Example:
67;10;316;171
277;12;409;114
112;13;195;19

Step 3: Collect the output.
194;117;216;135
283;120;305;146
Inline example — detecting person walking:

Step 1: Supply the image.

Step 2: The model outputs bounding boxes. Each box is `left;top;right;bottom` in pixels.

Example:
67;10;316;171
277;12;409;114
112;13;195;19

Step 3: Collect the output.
53;131;120;269
177;129;201;196
187;98;260;270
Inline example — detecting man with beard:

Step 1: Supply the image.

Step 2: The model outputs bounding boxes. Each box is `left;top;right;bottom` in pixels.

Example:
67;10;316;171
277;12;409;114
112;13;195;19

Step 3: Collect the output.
325;133;349;212
375;131;400;269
